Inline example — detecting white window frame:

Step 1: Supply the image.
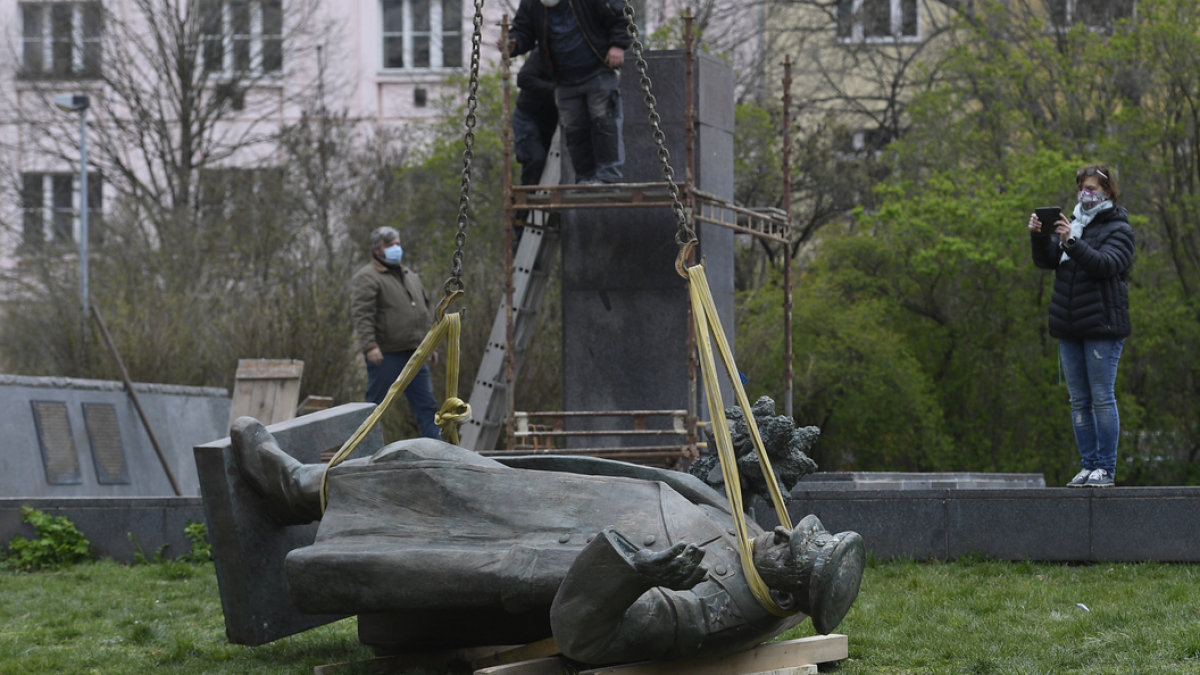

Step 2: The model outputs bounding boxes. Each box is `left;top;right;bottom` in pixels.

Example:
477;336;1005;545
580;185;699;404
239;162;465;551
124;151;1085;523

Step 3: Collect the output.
1048;0;1136;32
19;2;102;79
201;0;282;78
21;172;102;248
836;0;920;44
380;0;461;72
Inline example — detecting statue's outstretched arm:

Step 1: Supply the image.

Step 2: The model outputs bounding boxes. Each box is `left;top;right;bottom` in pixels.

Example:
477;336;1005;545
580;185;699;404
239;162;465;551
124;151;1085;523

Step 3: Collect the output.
550;527;708;665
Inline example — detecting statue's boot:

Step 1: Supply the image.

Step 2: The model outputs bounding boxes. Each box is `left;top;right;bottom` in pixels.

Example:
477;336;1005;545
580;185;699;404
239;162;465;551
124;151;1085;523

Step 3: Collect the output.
230;416;325;526
790;514;865;635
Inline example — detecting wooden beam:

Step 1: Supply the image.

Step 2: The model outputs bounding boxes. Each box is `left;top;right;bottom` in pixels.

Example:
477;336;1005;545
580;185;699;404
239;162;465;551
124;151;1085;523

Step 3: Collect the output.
474;656;573;675
314;639;562;675
577;635;847;675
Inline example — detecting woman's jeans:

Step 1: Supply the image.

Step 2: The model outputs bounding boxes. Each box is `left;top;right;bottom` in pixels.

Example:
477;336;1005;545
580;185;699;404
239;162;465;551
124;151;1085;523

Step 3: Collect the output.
1059;338;1124;475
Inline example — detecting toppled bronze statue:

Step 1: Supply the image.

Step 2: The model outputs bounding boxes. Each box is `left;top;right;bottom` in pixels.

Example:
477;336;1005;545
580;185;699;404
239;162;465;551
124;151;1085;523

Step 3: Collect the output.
230;406;864;666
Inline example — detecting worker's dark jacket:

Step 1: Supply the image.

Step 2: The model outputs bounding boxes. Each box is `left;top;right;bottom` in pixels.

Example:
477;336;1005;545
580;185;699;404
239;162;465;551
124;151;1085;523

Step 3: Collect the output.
516;48;557;122
510;0;633;79
1030;205;1135;341
350;258;432;354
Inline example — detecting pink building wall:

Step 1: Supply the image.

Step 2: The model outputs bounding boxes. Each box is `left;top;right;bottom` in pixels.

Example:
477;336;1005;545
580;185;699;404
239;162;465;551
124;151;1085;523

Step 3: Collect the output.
0;0;756;287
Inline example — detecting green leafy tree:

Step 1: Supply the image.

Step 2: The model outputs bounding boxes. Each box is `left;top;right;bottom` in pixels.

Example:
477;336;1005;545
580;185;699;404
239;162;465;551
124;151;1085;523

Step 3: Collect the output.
739;0;1200;483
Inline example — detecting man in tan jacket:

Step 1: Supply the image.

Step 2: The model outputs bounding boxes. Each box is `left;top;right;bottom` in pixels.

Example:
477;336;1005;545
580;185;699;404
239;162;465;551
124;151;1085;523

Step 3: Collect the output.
351;226;440;438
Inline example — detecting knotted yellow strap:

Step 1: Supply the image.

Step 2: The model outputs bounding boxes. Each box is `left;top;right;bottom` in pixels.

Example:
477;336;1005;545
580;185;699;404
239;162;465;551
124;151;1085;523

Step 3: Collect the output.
687;263;796;617
434;312;469;445
320;312;471;512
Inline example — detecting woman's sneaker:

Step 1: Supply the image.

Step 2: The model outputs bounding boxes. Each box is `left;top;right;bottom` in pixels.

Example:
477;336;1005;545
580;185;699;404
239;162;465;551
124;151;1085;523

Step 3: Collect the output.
1066;468;1091;488
1085;468;1114;487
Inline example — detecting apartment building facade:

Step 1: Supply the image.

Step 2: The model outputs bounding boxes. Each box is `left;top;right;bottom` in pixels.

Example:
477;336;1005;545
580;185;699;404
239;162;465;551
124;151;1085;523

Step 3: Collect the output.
0;0;724;292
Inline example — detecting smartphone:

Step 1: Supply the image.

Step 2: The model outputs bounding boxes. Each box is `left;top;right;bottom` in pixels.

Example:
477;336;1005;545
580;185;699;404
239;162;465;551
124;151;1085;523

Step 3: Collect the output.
1035;207;1062;234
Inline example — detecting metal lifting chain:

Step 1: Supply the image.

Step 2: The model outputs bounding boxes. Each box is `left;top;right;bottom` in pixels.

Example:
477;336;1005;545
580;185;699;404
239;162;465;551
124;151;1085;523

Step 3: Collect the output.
445;0;486;300
620;0;694;248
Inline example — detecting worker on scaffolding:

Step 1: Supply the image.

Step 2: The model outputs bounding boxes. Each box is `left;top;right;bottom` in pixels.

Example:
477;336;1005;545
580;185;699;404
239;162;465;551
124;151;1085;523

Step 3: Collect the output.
514;49;559;187
504;0;631;185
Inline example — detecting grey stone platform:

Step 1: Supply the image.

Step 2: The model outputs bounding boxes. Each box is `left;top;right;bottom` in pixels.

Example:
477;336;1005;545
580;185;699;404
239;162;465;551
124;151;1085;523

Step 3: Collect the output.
0;496;205;562
756;486;1200;563
797;472;1046;490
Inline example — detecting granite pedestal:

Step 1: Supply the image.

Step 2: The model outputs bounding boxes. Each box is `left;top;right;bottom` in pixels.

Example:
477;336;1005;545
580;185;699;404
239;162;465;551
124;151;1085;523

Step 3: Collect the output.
561;51;736;447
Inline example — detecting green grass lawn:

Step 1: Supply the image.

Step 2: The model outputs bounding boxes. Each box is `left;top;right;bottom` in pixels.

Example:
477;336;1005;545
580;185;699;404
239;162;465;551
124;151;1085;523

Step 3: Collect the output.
2;557;1199;674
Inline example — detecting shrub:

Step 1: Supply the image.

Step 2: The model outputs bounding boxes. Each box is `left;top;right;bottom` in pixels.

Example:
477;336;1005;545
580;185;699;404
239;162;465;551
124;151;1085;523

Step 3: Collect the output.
5;506;92;571
181;521;212;564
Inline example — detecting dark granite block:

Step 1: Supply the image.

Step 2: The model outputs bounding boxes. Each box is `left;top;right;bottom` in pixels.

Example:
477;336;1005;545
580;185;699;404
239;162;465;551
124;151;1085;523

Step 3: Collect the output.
562;289;691;446
696;52;735;133
195;403;382;645
1091;488;1200;562
695;125;735;200
0;498;205;563
562;51;735;436
807;490;946;560
559;210;686;292
946;489;1091;561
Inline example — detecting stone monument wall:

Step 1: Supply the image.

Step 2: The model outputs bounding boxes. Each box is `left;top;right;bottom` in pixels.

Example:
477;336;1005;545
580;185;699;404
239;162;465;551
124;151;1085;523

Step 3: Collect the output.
0;374;230;497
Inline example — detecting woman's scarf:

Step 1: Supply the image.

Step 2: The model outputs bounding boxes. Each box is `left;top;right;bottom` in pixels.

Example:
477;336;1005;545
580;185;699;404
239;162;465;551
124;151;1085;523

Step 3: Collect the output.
1061;200;1112;262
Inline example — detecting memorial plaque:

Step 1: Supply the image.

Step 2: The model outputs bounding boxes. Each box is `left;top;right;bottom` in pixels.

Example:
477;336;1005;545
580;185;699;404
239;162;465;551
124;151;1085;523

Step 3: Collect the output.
30;401;81;485
83;403;130;484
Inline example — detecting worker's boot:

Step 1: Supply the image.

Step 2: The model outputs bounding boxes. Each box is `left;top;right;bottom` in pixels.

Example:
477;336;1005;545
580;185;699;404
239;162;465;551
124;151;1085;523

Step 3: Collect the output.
230;416;324;526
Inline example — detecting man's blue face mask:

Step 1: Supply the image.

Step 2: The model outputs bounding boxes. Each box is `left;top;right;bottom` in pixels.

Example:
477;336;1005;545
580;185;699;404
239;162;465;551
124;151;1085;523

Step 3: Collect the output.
383;244;403;265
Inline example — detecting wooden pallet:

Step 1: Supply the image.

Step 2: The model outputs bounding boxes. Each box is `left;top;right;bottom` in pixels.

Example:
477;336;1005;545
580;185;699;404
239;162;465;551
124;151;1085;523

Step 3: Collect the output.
314;634;847;675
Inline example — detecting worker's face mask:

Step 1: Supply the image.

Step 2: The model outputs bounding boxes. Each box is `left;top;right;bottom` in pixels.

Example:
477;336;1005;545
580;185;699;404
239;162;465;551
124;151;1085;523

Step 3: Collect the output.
540;0;561;6
383;243;404;265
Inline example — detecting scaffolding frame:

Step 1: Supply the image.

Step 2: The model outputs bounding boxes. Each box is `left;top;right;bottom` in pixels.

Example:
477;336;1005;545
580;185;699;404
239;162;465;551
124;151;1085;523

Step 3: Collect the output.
491;14;796;466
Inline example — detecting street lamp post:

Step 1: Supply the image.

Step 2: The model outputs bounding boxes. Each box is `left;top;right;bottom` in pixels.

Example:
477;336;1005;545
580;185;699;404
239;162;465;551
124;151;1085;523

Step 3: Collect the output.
54;94;90;324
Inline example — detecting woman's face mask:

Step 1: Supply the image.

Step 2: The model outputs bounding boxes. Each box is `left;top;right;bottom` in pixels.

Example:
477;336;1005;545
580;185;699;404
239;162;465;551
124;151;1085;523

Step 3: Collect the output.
1079;188;1106;210
540;0;562;6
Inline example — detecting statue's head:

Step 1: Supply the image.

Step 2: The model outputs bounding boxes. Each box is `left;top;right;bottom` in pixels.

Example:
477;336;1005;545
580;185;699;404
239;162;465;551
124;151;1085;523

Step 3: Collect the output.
751;515;864;634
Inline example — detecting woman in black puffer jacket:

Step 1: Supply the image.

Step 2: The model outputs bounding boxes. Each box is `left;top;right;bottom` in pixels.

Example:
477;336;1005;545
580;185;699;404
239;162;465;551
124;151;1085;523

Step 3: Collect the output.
1028;164;1135;488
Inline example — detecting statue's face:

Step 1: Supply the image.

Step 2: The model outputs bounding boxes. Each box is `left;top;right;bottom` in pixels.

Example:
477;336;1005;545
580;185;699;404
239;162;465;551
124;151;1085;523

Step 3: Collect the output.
751;525;804;593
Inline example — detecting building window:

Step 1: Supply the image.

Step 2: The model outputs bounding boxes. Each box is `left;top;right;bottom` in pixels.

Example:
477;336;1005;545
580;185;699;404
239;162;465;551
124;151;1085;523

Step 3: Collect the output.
21;172;102;250
198;167;282;232
20;2;102;79
1047;0;1135;31
202;0;282;76
836;0;918;42
382;0;462;70
837;128;893;159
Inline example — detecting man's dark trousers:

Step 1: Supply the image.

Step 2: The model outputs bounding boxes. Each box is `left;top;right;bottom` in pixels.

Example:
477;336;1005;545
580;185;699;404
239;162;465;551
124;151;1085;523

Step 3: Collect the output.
556;70;623;183
365;350;440;439
513;106;557;186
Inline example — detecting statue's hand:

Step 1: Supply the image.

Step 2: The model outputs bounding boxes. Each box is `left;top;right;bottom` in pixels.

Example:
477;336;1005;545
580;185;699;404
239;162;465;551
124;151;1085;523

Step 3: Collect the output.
631;542;708;591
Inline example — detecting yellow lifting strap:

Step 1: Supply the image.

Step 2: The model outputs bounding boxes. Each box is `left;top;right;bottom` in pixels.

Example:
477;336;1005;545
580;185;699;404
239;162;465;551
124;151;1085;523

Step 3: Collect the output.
687;263;797;618
319;312;470;512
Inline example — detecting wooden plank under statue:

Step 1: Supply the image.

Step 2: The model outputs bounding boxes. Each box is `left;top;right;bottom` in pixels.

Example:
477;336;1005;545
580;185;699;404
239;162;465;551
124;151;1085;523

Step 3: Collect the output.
204;397;865;666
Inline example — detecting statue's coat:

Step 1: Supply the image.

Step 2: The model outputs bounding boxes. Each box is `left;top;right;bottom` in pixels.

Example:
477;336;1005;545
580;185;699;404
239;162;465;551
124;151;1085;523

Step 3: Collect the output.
284;442;806;663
